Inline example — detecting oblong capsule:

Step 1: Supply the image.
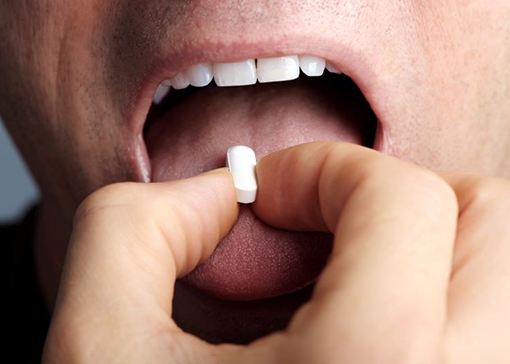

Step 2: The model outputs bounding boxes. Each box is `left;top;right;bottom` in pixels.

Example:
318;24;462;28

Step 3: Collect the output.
226;145;258;204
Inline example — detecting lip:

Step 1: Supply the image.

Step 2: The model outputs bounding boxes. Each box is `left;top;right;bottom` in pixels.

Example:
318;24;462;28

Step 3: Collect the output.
173;279;315;344
127;35;386;182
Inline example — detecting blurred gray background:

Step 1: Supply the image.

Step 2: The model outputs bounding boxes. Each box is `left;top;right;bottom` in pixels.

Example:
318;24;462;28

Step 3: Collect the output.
0;119;39;223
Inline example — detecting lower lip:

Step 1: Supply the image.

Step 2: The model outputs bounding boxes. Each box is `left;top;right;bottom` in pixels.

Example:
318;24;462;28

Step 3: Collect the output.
173;279;315;344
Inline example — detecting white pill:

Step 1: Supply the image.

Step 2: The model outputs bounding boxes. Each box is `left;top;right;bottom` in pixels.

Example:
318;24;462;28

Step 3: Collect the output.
226;145;258;204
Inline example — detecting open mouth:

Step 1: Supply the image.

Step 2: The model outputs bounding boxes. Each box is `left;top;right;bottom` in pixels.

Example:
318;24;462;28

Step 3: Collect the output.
129;50;380;341
141;54;377;300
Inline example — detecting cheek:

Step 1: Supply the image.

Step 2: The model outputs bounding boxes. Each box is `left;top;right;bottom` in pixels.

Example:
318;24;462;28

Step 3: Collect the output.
380;111;504;176
371;1;510;176
43;0;150;198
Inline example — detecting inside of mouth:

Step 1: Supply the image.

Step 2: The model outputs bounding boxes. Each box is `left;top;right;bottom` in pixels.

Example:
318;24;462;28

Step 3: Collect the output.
142;71;377;302
144;71;377;155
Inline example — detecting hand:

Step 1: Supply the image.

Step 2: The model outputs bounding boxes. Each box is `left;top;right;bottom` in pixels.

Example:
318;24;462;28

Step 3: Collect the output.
43;142;510;363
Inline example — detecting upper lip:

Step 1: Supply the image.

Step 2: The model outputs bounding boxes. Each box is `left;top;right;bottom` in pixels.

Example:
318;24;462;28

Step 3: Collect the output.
128;35;385;182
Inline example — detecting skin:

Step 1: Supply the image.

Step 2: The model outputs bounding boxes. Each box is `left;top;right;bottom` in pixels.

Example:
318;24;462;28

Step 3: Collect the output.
0;0;510;361
2;0;510;303
43;142;510;362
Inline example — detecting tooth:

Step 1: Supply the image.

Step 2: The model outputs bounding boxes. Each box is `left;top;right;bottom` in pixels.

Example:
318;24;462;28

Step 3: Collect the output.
186;63;213;87
213;59;257;87
153;82;171;104
170;72;190;90
326;62;341;74
299;55;325;77
257;55;300;83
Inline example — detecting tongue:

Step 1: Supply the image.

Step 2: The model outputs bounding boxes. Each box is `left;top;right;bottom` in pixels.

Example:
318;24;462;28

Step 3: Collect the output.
145;75;374;300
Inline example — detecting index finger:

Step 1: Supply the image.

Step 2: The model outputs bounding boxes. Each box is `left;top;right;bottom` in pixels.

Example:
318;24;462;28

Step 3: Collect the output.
253;142;458;359
45;169;239;362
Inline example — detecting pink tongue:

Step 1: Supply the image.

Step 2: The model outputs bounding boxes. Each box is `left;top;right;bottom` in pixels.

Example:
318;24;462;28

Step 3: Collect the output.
146;76;372;300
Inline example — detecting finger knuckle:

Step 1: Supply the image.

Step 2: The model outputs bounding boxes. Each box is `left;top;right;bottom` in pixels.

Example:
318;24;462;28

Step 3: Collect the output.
374;157;458;212
74;182;143;224
459;176;510;212
411;168;457;208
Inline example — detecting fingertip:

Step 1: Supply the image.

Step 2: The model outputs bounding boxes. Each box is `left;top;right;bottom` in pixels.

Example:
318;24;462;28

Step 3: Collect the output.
201;167;231;176
153;169;240;276
252;143;331;231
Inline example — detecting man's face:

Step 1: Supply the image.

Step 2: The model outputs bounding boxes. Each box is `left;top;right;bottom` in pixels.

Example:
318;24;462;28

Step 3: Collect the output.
2;0;510;343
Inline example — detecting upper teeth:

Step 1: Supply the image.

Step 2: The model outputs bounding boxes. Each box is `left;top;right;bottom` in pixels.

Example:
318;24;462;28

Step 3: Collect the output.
257;55;300;83
152;55;340;104
214;59;257;87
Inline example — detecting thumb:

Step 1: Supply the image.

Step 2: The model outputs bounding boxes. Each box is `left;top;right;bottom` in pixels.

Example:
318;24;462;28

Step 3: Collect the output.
44;169;238;362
